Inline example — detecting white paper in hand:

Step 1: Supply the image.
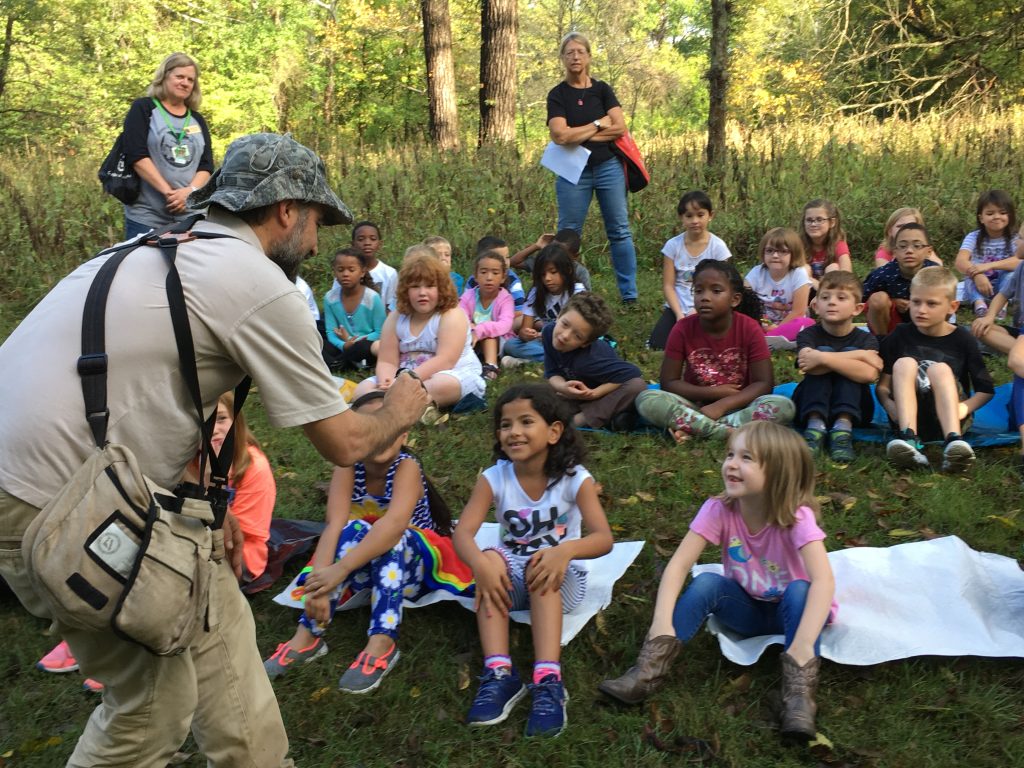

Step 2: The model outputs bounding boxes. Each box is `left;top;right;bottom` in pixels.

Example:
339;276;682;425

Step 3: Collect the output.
540;141;591;185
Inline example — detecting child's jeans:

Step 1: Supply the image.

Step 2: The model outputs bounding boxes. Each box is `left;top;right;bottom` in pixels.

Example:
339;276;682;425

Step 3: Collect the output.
502;337;545;362
794;372;870;426
297;519;430;640
961;271;1008;304
672;572;824;655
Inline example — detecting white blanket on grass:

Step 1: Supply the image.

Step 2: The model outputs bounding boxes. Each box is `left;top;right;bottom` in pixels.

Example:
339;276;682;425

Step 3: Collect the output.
273;522;644;646
694;536;1024;666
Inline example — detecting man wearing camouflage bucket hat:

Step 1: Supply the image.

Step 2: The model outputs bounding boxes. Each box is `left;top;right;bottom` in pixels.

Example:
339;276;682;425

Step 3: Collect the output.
0;133;427;766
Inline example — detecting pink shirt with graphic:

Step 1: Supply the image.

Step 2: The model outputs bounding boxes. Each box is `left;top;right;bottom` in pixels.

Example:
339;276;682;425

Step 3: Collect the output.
690;497;838;620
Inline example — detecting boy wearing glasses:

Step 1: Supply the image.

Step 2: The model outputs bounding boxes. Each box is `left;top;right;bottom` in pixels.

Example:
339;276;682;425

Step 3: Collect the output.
863;223;942;336
876;267;994;472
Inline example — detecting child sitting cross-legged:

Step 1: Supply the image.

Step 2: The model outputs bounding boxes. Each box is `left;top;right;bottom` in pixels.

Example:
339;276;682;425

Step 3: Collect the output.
264;391;472;692
792;271;882;464
635;259;795;441
599;421;836;743
459;250;516;380
877;267;995;472
543;292;647;431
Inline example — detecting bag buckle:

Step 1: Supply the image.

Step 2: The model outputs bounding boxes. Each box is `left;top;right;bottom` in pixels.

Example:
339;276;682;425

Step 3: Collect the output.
77;353;108;377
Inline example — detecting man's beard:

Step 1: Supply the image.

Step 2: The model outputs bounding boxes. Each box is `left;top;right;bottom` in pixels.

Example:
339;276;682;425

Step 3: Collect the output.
266;208;311;282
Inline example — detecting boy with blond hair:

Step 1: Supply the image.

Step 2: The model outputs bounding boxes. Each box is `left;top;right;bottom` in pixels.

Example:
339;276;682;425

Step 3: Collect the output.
793;271;882;464
877;268;994;472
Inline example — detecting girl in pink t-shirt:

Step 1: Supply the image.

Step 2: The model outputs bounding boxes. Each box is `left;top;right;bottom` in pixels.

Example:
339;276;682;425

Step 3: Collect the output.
599;421;836;743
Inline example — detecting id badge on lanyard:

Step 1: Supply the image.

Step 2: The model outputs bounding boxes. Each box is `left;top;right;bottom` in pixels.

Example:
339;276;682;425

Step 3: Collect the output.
172;143;192;165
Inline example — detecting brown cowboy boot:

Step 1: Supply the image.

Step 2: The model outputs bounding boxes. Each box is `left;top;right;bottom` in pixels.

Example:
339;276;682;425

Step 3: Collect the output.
598;635;682;705
779;652;820;740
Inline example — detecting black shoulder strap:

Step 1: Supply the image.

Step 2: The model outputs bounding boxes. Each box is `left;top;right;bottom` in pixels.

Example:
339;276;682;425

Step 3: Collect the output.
78;216;250;526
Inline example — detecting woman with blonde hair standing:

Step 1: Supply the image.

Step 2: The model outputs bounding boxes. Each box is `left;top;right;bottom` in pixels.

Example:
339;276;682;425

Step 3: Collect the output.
546;32;638;304
120;52;214;238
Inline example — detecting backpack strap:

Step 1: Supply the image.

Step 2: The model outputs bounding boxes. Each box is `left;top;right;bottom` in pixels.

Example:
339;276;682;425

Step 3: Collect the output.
78;216;249;528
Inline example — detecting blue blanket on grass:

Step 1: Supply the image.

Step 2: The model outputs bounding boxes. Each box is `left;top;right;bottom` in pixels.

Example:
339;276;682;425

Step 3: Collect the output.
583;382;1018;447
773;381;1018;447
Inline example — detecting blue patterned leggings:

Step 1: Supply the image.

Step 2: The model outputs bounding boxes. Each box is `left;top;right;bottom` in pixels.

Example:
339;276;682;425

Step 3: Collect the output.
298;520;430;639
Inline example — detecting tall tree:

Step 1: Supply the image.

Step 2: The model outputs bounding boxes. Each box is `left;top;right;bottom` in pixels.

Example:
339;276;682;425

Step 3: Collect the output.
420;0;460;150
705;0;731;171
478;0;518;146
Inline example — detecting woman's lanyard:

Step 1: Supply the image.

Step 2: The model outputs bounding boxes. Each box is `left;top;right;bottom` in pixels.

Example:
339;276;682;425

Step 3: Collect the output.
152;98;193;165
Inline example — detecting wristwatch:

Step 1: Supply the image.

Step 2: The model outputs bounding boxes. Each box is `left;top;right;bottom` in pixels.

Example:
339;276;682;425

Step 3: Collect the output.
593;120;602;131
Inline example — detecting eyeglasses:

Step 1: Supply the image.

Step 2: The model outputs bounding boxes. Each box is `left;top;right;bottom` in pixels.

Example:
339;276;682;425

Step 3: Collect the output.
804;217;833;226
764;247;791;256
894;241;930;252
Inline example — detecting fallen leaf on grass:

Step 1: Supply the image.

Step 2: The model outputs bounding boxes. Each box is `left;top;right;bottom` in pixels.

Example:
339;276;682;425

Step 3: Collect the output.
409;685;422;698
617;496;639;506
641;724;717;761
918;526;941;540
309;687;331;702
636;491;656;502
986;515;1019;530
887;529;919;538
842;535;868;548
303;737;327;748
17;736;62;754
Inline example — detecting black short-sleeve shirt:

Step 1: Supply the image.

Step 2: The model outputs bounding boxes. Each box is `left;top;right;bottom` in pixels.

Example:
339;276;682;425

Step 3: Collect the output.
546;79;620;167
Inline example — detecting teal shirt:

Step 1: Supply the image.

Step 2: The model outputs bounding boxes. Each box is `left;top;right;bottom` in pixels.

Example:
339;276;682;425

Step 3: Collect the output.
323;285;386;351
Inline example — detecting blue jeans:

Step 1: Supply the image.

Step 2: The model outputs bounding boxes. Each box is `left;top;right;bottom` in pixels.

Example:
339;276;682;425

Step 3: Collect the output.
502;336;545;362
672;572;824;655
555;157;637;301
962;271;1007;304
124;215;153;240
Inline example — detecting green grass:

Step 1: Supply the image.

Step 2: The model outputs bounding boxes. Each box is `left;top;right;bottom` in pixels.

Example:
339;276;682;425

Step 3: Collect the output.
2;112;1024;765
3;263;1023;767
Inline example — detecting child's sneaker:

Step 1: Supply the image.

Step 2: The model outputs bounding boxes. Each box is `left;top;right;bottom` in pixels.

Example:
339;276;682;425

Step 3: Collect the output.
338;645;400;694
802;427;826;455
828;429;856;465
500;355;527;370
525;674;568;738
36;640;79;674
82;678;104;693
263;637;328;680
974;300;989;317
886;431;929;469
466;666;527;726
941;438;975;474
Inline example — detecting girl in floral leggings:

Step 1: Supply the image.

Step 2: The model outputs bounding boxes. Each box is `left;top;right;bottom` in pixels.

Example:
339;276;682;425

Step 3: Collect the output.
264;391;472;693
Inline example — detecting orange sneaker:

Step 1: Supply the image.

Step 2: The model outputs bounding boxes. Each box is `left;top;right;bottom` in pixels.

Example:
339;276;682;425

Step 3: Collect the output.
263;637;327;680
36;640;79;674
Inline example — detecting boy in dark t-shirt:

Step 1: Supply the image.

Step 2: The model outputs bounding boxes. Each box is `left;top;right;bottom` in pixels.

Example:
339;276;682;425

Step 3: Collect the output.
543;292;646;430
877;267;994;472
793;272;882;464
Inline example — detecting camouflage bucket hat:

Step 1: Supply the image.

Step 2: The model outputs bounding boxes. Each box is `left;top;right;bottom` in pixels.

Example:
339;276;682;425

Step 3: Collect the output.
188;132;353;225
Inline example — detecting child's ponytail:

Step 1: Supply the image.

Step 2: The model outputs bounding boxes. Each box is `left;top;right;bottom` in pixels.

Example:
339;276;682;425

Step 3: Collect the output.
692;259;763;321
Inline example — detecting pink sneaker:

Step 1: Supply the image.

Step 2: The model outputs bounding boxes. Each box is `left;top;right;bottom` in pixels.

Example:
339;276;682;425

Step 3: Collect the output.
36;640;79;674
82;678;104;693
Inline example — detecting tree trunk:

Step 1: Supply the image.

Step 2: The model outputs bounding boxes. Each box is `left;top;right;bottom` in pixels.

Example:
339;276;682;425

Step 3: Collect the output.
0;16;15;101
705;0;731;171
420;0;459;150
478;0;517;146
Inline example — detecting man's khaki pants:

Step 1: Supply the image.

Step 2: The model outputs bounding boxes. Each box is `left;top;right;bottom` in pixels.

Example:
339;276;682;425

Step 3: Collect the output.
0;488;294;767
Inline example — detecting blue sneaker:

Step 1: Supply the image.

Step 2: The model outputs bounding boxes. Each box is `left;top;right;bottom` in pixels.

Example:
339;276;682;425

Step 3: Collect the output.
525;674;568;737
466;667;526;726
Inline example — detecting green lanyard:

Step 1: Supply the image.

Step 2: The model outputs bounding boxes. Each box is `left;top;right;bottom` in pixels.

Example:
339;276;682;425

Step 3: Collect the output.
152;98;192;146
